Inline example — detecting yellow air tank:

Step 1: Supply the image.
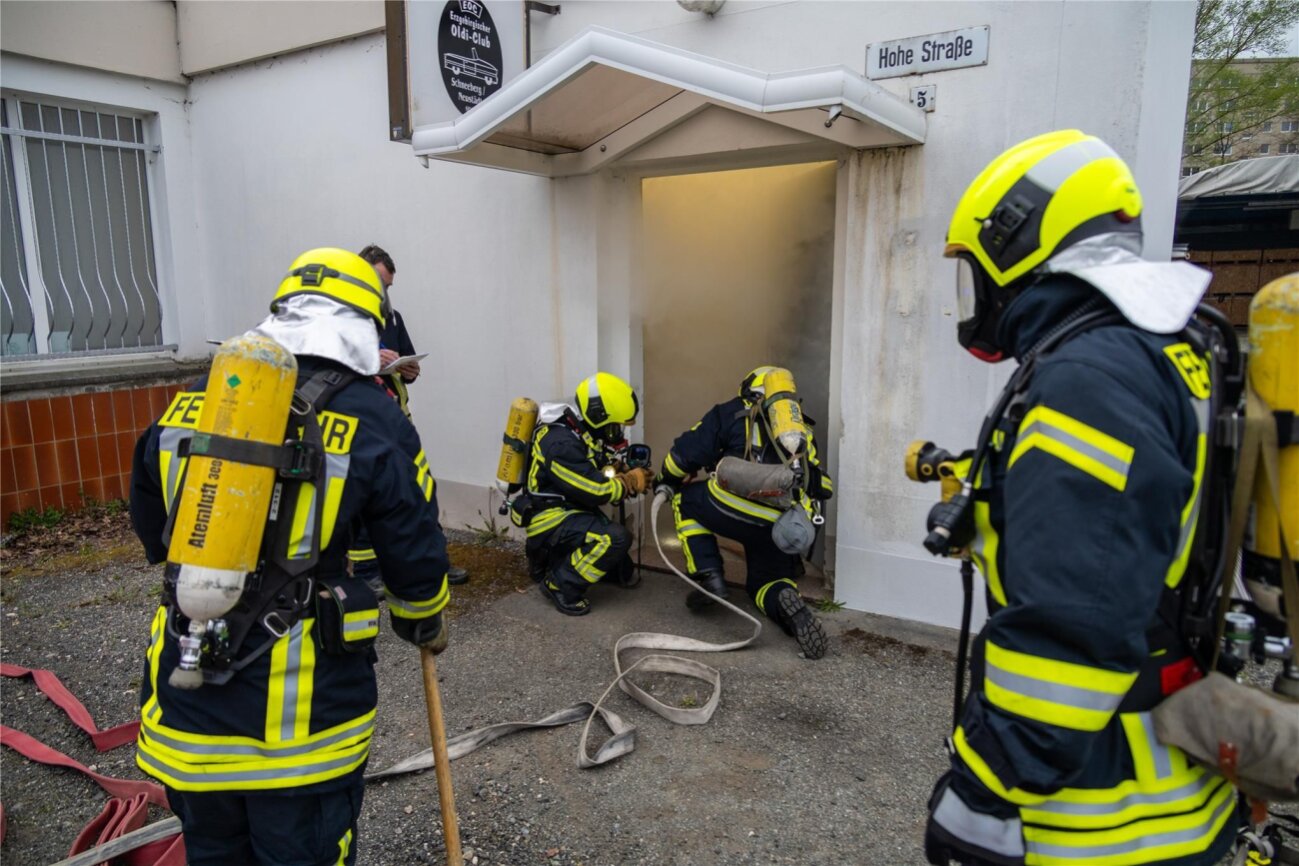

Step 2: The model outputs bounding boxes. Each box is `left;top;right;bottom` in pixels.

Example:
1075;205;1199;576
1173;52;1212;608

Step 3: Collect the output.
762;368;807;458
1245;273;1298;622
496;397;539;492
168;334;298;626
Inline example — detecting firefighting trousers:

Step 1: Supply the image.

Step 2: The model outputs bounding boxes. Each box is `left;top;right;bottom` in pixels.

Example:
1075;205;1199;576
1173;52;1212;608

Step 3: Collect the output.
672;482;802;621
526;510;631;600
165;773;364;866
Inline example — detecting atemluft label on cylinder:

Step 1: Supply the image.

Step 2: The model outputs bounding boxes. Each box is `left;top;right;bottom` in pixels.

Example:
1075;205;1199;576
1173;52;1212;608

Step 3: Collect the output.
867;26;989;80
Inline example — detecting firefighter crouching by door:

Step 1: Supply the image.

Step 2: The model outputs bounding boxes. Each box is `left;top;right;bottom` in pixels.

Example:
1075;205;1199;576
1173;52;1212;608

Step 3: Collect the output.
653;367;833;659
128;248;451;866
511;372;651;616
921;132;1239;866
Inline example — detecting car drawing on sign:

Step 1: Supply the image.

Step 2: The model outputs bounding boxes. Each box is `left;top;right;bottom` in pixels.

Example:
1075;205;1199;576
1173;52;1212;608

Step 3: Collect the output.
443;49;499;85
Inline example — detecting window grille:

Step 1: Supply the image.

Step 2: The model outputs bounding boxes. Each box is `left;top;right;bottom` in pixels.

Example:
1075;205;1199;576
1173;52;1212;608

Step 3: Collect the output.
0;95;163;357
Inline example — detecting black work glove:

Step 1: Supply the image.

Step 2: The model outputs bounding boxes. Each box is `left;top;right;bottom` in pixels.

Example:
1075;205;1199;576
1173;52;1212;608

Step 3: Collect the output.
390;612;448;654
925;773;1022;866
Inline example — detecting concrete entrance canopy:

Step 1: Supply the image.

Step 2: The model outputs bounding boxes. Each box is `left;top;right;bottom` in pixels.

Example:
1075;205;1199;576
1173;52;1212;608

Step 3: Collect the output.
409;26;926;177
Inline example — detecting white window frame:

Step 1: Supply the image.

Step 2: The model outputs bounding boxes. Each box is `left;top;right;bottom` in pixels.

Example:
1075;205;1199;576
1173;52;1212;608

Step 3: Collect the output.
1;91;170;358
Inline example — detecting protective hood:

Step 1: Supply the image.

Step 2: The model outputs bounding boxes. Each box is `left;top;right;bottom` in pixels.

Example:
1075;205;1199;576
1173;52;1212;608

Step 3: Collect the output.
249;293;380;376
538;402;576;425
1041;234;1212;334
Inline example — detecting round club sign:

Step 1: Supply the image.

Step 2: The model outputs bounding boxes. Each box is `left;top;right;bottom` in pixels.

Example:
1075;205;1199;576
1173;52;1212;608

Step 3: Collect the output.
438;0;504;114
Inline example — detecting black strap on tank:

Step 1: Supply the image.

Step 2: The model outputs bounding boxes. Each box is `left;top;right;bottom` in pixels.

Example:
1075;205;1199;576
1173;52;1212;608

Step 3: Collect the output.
162;367;356;678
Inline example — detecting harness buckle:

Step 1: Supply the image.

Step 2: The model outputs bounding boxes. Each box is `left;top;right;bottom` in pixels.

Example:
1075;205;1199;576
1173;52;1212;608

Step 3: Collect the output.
279;439;322;480
262;611;291;638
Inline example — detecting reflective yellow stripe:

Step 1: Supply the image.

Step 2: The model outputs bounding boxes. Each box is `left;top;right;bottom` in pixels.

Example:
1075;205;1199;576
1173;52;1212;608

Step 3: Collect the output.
755;578;797;613
1166;391;1210;588
386;579;449;619
663;452;688;479
526;507;580;537
671;493;708;573
348;547;377;562
571;531;611;582
414;450;435;502
1022;781;1235;865
142;606;166;723
952;726;1047;806
971;499;1006;607
706;477;782;522
137;711;374;792
265;620;315;742
550;461;618;498
321;475;347;551
984;642;1135;731
142;707;373;752
343;609;379;642
1009;406;1134;492
287;482;316;559
336;828;353;866
159;448;175;511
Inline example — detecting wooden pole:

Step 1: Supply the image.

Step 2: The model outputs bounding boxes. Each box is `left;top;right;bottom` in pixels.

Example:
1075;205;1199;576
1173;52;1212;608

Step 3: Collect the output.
420;648;462;866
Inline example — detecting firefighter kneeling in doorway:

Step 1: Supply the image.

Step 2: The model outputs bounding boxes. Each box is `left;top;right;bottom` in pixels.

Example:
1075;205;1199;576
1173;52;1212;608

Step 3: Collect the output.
922;132;1239;865
129;248;451;866
654;367;833;659
515;372;652;616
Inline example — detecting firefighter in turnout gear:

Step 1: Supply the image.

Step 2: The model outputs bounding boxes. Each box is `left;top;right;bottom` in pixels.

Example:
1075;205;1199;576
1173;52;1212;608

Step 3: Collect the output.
922;132;1239;866
519;372;649;616
129;248;451;866
653;367;834;659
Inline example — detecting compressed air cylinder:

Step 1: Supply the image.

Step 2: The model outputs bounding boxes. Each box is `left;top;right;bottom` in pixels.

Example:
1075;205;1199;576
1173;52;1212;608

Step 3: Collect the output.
168;334;298;624
762;368;807;458
1244;273;1298;622
496;397;539;492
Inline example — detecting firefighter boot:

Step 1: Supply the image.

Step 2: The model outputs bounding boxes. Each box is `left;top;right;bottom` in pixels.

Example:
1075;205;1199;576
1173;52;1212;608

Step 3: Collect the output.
685;569;728;610
774;585;826;659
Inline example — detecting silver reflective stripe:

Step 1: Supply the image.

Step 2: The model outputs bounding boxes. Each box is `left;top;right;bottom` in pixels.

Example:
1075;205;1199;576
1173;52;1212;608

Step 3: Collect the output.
141;716;372;758
343;615;378;638
1026;792;1233;860
277;622;306;741
1025;138;1117;192
159;427;192;507
932;786;1025;858
289;484;317;560
1017;418;1132;481
1138;712;1174;780
386;594;438;617
1172;398;1211;565
137;746;361;784
290;453;349;557
1033;773;1218;818
986;663;1125;715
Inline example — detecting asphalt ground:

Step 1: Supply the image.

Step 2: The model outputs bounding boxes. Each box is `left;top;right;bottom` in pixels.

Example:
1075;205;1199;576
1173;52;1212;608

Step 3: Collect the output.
1;522;962;865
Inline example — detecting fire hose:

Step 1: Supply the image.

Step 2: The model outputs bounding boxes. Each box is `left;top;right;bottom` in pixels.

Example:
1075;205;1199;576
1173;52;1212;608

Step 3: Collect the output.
368;487;762;777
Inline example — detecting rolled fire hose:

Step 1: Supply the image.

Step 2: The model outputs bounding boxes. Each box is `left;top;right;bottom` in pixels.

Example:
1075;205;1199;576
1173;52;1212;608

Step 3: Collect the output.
368;488;763;776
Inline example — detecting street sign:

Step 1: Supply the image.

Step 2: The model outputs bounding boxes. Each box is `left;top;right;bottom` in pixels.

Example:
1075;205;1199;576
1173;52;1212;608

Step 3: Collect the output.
867;26;989;80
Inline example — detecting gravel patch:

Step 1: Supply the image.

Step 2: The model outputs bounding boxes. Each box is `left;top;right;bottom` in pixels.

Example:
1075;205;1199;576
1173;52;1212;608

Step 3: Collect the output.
4;518;1272;865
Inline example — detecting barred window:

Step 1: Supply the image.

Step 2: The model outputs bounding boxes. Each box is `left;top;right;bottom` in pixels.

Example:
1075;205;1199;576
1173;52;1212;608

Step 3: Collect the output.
1;95;164;357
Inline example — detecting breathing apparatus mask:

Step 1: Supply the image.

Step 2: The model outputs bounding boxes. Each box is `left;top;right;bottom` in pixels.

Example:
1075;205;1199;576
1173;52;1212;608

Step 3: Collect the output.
954;253;1019;364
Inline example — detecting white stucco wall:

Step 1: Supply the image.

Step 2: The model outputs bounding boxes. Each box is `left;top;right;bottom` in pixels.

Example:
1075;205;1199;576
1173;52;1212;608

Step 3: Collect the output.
182;35;563;523
0;1;184;84
4;1;1196;628
175;1;384;76
529;0;1196;627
